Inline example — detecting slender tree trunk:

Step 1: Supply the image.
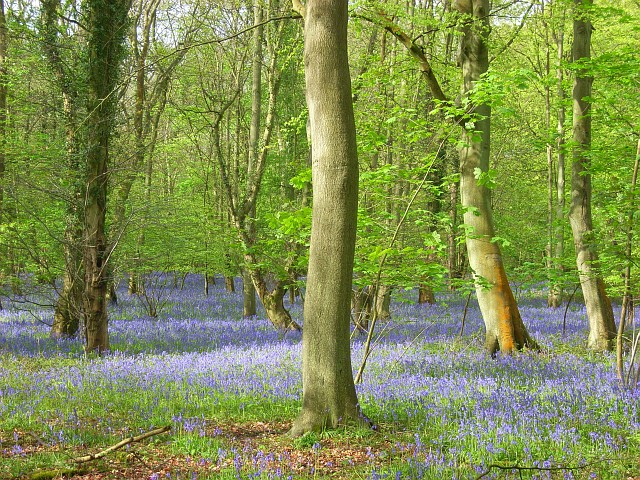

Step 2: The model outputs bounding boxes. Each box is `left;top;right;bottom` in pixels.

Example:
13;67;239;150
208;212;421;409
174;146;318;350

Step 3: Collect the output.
0;0;6;223
568;0;615;351
289;0;371;436
83;0;129;354
41;0;85;336
54;94;84;336
447;153;460;288
352;286;372;333
52;211;83;337
375;284;391;319
616;139;640;382
242;0;263;318
456;0;536;355
545;31;555;305
548;9;566;308
0;0;7;308
210;20;299;331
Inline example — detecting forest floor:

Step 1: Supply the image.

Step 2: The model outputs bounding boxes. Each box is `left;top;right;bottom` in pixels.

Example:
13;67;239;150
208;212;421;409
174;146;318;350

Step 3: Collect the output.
1;274;640;479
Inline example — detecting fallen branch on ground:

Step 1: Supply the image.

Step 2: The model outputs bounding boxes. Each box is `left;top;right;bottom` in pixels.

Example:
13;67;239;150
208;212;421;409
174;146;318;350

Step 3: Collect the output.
73;425;171;464
474;458;615;480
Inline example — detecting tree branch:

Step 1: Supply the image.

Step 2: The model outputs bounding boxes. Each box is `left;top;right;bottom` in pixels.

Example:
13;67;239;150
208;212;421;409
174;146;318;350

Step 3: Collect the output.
489;0;535;63
355;10;464;123
474;458;616;480
73;425;171;464
373;11;449;104
291;0;306;19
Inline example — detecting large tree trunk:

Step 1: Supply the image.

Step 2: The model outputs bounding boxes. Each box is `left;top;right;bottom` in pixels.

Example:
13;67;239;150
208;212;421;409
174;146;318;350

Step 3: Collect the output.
83;0;129;354
456;0;536;355
568;0;615;351
289;0;370;436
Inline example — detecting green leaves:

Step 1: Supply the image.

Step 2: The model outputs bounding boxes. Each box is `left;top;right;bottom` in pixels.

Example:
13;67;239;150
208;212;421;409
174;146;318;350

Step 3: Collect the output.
473;167;498;189
289;168;312;190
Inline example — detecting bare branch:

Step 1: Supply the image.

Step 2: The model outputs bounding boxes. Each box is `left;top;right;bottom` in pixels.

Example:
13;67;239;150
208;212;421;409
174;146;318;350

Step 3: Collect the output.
490;0;535;63
73;425;171;464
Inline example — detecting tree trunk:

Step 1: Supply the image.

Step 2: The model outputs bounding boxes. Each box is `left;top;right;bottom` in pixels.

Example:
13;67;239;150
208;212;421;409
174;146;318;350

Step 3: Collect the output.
261;282;294;330
568;0;615;351
289;0;371;436
548;10;566;309
352;286;372;333
128;274;139;295
224;276;235;292
0;0;6;230
41;0;85;337
242;0;263;318
447;161;460;289
418;284;435;304
375;284;391;319
83;0;129;354
52;230;83;337
456;0;536;355
247;259;301;330
0;0;7;309
242;269;257;316
204;273;215;296
616;139;640;382
106;280;118;306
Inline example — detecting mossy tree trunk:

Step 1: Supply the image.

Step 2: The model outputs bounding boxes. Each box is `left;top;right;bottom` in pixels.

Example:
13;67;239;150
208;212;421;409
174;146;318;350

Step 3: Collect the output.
83;0;130;354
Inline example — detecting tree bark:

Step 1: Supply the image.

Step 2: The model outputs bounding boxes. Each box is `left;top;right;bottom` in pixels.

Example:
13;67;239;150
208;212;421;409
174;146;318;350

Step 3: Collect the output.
418;284;436;304
352;286;372;333
568;0;616;351
616;139;640;382
456;0;537;354
83;0;130;354
447;152;461;289
548;7;566;309
41;0;85;337
0;0;6;223
242;0;264;318
289;0;371;436
375;284;391;319
372;8;535;352
110;0;186;301
0;0;7;308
